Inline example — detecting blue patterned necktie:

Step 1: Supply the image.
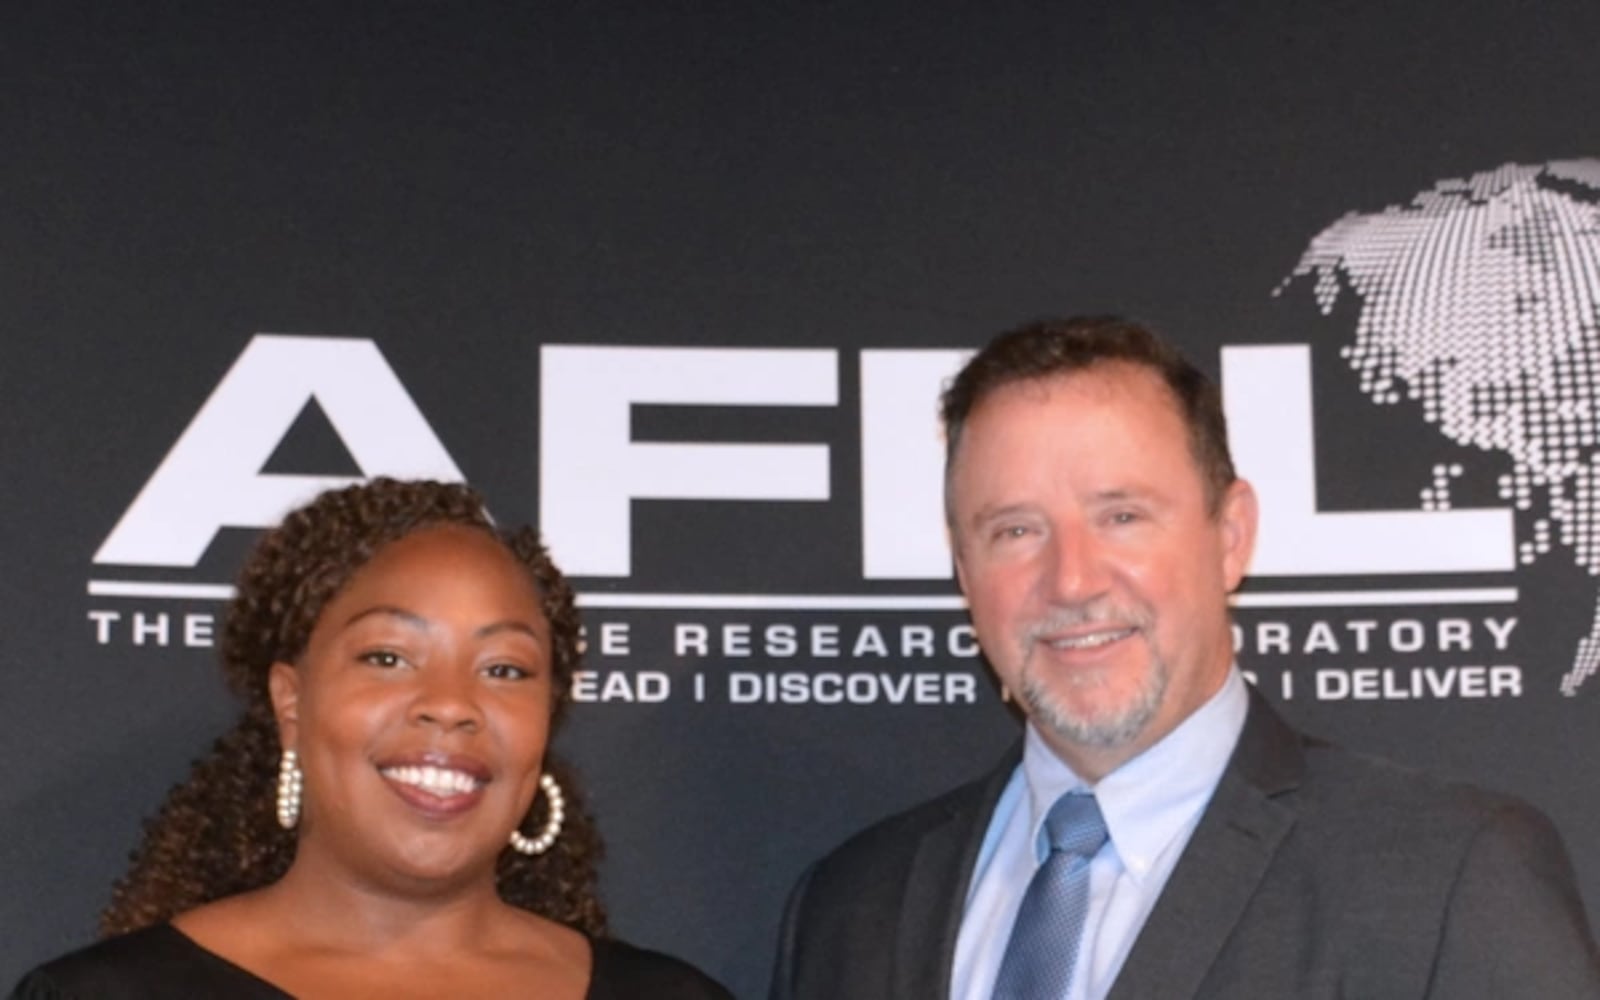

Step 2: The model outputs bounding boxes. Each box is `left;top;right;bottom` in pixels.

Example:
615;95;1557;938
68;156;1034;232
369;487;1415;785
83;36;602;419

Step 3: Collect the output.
991;792;1109;1000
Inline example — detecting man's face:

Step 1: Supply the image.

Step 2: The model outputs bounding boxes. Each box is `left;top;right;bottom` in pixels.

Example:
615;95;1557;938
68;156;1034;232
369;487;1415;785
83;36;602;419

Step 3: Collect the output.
949;363;1256;778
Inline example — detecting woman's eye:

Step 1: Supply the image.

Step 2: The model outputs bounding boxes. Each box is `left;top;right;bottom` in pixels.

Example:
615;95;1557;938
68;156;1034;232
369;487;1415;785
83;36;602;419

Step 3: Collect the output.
484;662;530;681
359;649;403;668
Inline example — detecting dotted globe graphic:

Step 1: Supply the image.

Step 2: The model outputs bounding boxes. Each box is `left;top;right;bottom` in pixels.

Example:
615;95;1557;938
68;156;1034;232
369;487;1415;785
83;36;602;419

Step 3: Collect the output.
1280;160;1600;695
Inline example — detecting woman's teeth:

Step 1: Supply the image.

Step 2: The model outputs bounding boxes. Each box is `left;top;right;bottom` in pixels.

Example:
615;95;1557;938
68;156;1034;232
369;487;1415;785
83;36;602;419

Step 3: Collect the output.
380;765;483;796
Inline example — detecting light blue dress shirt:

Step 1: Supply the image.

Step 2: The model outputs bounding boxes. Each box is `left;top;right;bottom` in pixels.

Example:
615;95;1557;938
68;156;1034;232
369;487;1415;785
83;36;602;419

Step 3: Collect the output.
950;669;1250;1000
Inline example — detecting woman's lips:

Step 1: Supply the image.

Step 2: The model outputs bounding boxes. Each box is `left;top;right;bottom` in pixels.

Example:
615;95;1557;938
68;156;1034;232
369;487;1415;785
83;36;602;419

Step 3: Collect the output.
376;753;491;819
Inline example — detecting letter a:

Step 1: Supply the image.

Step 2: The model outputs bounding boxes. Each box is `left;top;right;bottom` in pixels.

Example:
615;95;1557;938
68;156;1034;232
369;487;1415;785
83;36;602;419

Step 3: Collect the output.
96;335;463;566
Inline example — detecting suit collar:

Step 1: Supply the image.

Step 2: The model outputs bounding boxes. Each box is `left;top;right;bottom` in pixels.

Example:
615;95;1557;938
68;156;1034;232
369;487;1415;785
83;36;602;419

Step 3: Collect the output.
891;743;1021;1000
1226;684;1307;797
1105;687;1305;1000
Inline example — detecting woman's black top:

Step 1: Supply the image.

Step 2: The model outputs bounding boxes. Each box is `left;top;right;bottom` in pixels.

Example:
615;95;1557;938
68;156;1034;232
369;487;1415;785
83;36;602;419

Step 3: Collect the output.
9;923;734;999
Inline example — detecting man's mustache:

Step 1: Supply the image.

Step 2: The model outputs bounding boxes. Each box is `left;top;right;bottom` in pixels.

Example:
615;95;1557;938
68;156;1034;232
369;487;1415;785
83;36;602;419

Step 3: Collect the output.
1021;601;1152;643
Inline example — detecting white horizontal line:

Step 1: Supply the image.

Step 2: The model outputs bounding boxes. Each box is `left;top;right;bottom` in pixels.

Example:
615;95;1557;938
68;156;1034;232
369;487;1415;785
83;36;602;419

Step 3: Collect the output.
577;593;969;610
1231;588;1518;608
88;580;237;599
86;581;1517;610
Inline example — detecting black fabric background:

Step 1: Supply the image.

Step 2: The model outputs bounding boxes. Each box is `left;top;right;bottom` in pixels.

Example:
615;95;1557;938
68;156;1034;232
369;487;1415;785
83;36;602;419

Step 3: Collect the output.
5;4;1599;997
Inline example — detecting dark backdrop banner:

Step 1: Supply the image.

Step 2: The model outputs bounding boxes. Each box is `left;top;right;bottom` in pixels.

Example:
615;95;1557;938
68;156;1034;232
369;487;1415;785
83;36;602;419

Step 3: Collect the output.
5;3;1600;996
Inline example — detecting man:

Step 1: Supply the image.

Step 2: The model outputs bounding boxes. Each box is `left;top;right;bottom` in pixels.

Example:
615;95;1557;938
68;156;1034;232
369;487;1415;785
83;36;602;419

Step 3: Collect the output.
770;316;1600;999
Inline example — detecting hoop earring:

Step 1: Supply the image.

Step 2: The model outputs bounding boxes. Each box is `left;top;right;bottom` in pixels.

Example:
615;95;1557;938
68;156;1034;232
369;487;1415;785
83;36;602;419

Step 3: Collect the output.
276;749;303;830
509;773;565;856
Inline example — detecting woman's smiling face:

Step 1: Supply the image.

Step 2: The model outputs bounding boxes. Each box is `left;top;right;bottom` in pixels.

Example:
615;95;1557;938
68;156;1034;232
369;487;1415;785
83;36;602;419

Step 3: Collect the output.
270;523;554;892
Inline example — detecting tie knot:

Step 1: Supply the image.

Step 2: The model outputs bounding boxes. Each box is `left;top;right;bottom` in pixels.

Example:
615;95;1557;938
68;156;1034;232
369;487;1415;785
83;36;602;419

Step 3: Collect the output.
1043;792;1107;859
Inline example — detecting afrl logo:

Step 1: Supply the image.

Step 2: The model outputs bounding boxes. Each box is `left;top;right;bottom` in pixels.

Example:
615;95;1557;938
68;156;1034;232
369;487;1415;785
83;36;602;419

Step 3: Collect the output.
92;335;1514;592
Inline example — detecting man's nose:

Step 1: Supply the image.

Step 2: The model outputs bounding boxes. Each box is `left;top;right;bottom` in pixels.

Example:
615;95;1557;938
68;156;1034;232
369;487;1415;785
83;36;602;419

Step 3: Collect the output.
1042;524;1111;605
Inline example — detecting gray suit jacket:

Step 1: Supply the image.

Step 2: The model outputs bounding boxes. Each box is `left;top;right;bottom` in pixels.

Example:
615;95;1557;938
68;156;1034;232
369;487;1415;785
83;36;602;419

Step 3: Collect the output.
771;689;1600;999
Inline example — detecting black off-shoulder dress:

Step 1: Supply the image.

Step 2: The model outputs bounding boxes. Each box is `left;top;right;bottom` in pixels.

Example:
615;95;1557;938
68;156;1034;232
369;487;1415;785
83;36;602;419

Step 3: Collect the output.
9;924;734;1000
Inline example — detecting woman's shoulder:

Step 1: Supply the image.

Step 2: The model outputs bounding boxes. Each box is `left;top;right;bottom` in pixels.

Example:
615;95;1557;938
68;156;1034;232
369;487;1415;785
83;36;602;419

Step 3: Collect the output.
587;938;735;1000
9;924;288;1000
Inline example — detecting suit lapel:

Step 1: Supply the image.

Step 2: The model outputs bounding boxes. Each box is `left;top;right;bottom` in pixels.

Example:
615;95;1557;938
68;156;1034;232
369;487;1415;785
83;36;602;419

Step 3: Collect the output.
890;746;1021;1000
1105;689;1305;1000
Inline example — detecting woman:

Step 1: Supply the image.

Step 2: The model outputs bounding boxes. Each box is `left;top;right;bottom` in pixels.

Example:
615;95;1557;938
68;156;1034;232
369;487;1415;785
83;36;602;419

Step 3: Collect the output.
13;479;731;999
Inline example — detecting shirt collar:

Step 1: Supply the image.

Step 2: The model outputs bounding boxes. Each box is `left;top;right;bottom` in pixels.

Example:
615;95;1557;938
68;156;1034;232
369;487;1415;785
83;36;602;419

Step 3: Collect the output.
1019;668;1250;882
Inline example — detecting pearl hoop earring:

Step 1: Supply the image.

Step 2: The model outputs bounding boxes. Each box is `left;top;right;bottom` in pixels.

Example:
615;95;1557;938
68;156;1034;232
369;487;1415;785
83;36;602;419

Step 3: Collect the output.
276;749;303;830
508;773;565;856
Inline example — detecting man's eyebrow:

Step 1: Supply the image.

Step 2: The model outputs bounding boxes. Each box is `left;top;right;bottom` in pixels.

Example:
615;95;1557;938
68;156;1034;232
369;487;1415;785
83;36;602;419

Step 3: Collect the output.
967;502;1036;527
968;487;1163;524
1088;485;1172;506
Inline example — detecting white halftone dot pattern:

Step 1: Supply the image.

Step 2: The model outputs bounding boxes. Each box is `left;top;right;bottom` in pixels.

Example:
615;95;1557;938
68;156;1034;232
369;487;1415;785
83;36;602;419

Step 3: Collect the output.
1279;160;1600;694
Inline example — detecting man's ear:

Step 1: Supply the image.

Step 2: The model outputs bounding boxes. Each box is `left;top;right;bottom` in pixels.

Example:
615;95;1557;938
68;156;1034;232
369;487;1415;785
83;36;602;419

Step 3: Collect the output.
1218;478;1259;592
268;662;301;752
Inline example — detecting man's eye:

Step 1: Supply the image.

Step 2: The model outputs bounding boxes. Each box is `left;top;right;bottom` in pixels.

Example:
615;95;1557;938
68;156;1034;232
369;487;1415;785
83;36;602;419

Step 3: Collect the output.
359;649;403;668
